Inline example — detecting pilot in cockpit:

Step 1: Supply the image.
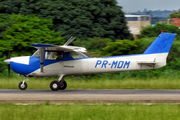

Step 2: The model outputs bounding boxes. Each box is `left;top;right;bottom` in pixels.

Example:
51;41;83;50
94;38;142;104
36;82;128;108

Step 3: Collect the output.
56;52;62;60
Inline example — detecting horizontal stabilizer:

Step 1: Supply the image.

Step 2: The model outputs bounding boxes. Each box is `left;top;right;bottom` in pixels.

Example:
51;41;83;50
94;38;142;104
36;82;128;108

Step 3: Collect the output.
137;60;155;64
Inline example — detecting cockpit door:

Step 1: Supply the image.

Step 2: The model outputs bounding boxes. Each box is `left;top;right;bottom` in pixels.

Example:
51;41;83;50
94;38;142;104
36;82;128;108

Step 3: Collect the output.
43;51;64;75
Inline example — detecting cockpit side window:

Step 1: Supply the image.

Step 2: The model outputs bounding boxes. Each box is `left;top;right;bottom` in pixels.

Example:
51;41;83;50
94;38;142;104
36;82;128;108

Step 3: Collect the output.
45;51;63;60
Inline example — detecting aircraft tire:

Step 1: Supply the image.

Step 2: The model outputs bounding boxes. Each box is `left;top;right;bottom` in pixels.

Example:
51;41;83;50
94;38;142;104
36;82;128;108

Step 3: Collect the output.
59;81;67;90
19;82;27;90
50;81;60;91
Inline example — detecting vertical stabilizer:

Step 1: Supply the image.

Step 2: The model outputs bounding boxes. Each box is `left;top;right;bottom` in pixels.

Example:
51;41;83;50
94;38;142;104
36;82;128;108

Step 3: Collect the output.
143;32;176;54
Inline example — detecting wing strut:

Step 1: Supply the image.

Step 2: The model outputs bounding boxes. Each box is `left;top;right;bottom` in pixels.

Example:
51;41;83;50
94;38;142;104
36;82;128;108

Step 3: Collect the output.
63;36;76;46
40;48;44;73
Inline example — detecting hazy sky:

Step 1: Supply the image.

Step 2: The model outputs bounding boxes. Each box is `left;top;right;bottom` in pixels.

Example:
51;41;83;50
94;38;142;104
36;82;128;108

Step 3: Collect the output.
116;0;180;13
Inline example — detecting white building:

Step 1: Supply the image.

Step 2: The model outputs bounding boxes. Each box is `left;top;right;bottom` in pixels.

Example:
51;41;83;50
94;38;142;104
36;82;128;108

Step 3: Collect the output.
125;15;151;35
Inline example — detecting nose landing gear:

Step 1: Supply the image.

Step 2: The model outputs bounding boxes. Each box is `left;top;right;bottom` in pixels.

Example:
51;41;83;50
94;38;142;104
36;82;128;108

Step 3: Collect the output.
19;77;29;90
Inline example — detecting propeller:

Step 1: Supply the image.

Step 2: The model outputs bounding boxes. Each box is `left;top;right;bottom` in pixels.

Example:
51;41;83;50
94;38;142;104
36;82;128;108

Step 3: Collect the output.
3;42;12;77
8;42;11;77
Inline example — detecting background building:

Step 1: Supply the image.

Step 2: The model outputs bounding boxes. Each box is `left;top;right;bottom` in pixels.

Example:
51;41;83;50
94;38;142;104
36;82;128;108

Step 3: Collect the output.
171;18;180;28
125;15;151;35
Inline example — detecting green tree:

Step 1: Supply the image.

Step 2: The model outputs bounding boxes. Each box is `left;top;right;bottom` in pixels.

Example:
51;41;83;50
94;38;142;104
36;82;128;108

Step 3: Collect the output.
169;9;180;18
0;14;64;56
0;0;133;40
74;37;112;57
137;23;180;39
0;14;11;39
74;37;112;52
100;39;141;57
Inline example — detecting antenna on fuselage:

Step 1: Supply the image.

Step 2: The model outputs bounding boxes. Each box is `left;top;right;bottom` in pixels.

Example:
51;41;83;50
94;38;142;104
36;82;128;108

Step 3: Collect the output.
63;36;76;46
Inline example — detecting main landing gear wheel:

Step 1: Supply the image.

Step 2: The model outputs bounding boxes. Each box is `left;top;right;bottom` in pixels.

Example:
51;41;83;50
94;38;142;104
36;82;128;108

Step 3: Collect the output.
50;81;60;91
50;80;67;91
19;82;27;90
59;81;67;90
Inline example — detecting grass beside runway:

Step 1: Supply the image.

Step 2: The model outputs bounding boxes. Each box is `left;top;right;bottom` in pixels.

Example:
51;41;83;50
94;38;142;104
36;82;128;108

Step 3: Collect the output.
0;76;180;89
0;103;180;120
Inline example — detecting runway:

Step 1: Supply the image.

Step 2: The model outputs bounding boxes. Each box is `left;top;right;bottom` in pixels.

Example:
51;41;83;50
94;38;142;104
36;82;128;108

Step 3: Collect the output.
1;89;180;103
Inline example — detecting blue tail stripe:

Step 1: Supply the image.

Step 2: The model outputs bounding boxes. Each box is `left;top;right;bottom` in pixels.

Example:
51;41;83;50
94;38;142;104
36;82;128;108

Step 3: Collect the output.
143;33;176;54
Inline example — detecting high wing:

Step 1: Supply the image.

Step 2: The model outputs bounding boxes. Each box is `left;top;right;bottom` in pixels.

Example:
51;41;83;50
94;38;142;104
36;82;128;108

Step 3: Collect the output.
31;43;87;53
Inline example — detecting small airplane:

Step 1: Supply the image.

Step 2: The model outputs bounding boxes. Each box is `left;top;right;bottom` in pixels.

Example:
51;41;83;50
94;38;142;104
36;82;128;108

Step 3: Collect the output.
4;32;176;91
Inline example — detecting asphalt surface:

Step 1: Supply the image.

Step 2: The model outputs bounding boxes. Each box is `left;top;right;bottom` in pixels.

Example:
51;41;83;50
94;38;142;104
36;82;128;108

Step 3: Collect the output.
1;89;180;103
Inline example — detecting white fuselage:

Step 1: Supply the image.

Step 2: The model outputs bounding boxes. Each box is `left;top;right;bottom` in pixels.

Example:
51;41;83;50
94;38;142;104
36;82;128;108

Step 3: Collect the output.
28;53;168;77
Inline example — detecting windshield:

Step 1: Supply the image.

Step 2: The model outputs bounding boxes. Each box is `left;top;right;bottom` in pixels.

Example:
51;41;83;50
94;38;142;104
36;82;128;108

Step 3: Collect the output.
32;50;40;58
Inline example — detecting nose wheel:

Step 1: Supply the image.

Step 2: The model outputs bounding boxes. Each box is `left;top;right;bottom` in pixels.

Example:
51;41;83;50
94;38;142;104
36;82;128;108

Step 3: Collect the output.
19;82;27;90
18;77;28;90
